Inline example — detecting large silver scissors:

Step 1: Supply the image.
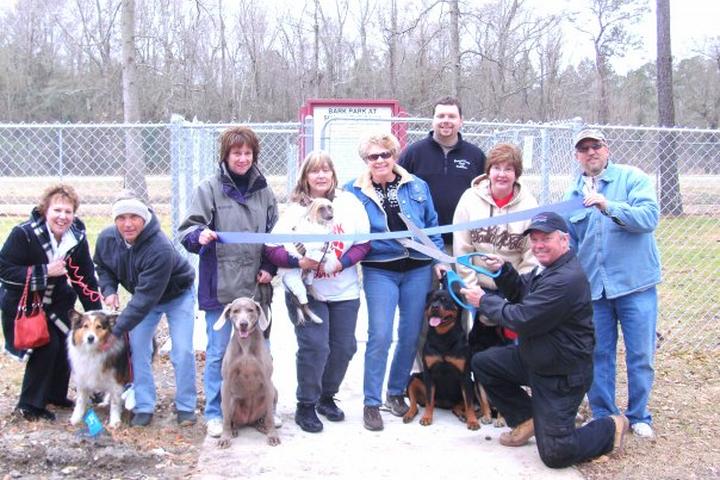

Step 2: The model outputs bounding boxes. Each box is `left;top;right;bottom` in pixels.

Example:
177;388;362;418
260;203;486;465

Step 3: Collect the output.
397;213;500;309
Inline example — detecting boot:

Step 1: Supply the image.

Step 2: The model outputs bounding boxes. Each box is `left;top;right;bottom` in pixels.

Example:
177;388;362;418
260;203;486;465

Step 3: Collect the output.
499;418;534;447
295;402;323;433
316;396;345;422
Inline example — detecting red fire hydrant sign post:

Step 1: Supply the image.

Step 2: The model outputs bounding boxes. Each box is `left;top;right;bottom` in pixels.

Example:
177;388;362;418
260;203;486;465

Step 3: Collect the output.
300;99;404;185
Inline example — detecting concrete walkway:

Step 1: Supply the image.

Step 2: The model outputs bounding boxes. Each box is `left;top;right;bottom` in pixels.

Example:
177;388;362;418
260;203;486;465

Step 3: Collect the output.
194;294;584;479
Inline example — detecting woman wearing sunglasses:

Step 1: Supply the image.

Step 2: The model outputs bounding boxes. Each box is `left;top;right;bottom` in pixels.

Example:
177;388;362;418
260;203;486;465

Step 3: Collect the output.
345;132;445;432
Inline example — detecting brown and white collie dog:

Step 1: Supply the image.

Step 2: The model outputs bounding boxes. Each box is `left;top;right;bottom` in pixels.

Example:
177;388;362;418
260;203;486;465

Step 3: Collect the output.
67;309;131;428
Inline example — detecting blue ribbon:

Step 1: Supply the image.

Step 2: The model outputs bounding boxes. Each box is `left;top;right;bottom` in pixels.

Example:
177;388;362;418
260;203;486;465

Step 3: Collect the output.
216;197;583;244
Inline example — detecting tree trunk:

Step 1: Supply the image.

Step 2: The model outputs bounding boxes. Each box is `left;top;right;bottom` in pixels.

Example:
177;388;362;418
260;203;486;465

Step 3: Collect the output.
313;0;321;97
449;0;461;98
595;52;610;124
121;0;148;202
389;0;398;97
656;0;682;215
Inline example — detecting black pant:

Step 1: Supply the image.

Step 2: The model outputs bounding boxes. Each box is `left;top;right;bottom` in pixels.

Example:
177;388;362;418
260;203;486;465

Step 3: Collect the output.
472;345;616;468
18;319;71;410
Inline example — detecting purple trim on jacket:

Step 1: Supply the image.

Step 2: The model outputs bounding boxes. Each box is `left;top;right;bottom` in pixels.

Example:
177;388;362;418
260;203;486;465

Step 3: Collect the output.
179;164;278;310
264;243;370;270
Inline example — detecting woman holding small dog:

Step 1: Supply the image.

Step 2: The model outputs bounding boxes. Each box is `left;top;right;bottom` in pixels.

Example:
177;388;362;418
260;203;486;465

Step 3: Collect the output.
0;184;102;422
178;126;279;438
345;132;446;432
265;150;370;433
453;143;538;343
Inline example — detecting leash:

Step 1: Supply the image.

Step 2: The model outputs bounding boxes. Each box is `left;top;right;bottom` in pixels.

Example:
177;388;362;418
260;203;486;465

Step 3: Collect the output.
65;257;104;303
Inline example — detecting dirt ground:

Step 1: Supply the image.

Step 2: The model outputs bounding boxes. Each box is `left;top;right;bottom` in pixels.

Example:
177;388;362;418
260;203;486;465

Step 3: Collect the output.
1;333;718;479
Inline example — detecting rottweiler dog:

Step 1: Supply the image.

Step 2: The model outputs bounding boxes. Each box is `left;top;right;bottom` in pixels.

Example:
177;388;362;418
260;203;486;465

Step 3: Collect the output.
403;289;480;430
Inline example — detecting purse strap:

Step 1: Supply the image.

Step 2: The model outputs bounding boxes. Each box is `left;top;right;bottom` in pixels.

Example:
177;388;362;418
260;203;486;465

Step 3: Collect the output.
16;267;32;317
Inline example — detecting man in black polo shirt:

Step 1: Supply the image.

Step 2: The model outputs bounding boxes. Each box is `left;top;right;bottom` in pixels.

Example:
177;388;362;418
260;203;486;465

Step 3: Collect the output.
398;96;486;248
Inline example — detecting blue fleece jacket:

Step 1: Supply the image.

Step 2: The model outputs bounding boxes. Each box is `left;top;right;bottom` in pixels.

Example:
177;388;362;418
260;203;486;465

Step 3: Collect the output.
564;161;662;300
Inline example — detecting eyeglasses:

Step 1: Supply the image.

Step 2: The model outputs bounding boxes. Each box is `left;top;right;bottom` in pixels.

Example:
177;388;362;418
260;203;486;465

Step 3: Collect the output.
576;143;605;153
365;151;393;161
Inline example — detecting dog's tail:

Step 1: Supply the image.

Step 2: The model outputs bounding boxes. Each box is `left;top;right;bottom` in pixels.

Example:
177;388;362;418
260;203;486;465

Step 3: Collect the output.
301;306;323;325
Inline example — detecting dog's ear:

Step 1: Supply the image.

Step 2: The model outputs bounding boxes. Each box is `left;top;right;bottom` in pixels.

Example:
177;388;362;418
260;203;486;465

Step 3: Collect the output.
425;290;437;303
105;312;120;329
254;300;270;332
213;302;233;331
68;309;83;328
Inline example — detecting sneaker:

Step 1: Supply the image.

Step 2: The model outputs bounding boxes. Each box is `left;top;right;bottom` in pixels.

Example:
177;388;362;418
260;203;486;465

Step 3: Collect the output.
363;406;383;431
176;410;197;426
499;418;534;447
131;412;153;427
206;418;223;438
295;403;323;433
611;415;630;455
384;394;409;417
316;396;345;422
631;421;655;439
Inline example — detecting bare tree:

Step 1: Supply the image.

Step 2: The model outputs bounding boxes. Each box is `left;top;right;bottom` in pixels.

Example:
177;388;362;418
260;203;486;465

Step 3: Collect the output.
121;0;148;201
575;0;649;123
656;0;682;215
464;0;559;119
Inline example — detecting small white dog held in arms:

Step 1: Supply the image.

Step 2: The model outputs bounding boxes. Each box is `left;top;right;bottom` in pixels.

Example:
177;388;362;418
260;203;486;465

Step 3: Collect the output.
280;197;341;325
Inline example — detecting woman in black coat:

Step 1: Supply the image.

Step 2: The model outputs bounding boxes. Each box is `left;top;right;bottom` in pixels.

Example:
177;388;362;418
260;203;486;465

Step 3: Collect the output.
0;184;102;421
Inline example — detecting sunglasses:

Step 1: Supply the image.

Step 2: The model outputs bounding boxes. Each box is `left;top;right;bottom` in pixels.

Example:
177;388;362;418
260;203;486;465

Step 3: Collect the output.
366;151;393;161
576;143;605;153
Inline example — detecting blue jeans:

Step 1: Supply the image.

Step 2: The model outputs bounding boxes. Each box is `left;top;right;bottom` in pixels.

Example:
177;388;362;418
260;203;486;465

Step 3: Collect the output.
203;307;231;420
588;287;657;425
285;292;360;404
362;264;432;407
128;288;197;414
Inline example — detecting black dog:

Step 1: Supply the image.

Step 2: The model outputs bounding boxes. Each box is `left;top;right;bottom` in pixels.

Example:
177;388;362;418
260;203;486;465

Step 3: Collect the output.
403;289;480;430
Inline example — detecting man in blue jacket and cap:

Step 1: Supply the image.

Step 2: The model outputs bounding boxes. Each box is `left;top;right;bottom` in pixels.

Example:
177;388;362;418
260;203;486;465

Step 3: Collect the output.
565;128;661;440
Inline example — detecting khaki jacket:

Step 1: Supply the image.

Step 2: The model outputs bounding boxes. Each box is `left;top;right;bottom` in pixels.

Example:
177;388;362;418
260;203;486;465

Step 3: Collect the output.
453;175;538;290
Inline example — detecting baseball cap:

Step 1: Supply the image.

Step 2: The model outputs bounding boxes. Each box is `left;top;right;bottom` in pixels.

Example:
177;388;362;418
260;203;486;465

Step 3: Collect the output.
573;128;606;148
523;211;568;235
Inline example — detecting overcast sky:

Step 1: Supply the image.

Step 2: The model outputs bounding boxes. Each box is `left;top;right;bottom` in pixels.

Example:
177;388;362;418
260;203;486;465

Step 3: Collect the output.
530;0;720;73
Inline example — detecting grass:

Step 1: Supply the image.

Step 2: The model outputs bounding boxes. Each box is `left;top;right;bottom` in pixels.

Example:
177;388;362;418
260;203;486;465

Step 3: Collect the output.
655;216;720;352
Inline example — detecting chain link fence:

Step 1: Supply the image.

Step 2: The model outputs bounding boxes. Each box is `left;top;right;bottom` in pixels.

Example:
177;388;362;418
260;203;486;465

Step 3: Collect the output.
0;117;717;357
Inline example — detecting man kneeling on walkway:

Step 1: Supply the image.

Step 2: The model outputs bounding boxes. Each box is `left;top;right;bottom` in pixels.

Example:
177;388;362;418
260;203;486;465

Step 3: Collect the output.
460;211;627;468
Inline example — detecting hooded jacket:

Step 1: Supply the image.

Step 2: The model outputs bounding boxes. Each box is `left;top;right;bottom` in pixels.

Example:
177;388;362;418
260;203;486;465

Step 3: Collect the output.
453;175;538;290
94;213;195;336
178;163;278;310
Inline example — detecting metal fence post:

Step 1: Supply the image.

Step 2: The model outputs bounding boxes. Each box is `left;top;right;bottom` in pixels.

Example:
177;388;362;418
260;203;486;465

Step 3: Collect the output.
539;127;550;204
303;114;314;157
57;129;64;179
169;114;184;247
